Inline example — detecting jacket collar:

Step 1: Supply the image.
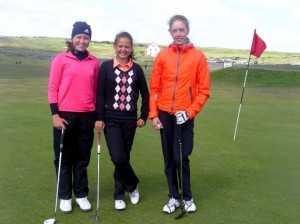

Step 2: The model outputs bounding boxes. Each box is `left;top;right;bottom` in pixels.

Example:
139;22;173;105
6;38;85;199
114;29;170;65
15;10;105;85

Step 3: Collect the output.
168;38;195;52
65;50;93;60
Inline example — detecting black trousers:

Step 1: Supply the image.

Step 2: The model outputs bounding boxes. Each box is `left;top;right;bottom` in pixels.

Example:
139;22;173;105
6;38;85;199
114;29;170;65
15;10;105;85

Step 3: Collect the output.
104;119;139;200
158;110;194;201
53;111;95;199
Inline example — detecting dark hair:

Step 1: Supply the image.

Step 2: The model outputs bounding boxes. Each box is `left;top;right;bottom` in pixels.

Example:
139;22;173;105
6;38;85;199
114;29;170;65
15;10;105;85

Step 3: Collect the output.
168;15;190;32
65;40;74;52
114;31;135;60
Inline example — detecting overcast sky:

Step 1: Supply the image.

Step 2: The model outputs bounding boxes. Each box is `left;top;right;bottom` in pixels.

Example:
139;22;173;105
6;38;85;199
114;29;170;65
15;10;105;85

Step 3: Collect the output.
1;0;299;53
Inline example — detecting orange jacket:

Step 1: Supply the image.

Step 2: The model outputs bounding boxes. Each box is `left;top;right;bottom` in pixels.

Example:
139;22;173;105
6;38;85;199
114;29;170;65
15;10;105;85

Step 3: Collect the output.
149;43;210;119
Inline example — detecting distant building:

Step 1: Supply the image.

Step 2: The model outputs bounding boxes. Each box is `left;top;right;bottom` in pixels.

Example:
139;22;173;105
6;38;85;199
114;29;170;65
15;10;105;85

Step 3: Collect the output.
145;43;160;57
223;62;232;68
208;58;217;63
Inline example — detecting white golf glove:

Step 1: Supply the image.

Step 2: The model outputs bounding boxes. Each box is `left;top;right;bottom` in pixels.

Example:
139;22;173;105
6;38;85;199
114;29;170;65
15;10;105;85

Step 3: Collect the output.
175;111;189;124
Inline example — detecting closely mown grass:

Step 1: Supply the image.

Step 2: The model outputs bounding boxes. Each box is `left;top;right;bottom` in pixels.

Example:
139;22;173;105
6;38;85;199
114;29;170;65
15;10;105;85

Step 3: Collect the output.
0;53;299;224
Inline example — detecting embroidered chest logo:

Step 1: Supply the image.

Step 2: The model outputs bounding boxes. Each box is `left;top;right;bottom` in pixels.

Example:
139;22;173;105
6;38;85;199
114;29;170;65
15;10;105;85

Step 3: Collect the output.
113;69;134;111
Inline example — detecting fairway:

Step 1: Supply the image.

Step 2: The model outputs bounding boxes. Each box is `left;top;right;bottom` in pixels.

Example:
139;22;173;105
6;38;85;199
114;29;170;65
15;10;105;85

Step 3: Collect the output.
0;55;300;224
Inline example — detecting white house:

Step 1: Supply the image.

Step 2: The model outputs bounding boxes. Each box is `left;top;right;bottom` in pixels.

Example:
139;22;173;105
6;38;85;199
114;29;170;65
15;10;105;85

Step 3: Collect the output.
145;43;160;57
223;62;233;68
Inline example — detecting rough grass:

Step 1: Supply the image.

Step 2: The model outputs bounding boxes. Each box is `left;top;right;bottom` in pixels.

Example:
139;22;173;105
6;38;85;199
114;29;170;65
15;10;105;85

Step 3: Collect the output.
1;36;300;64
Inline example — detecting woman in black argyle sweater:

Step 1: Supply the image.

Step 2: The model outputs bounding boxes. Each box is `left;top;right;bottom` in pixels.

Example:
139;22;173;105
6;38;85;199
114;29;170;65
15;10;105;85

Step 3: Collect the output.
95;31;149;211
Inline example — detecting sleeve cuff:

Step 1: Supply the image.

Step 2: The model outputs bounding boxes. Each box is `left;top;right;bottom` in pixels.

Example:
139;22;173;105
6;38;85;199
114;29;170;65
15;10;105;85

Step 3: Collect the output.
50;103;59;115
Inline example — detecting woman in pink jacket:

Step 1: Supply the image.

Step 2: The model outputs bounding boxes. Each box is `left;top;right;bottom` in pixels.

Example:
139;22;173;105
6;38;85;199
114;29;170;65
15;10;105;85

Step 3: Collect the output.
48;21;99;214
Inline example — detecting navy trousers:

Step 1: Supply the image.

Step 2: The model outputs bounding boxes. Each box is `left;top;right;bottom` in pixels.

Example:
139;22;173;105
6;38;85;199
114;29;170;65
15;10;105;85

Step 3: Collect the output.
104;119;139;200
53;111;95;199
158;110;194;201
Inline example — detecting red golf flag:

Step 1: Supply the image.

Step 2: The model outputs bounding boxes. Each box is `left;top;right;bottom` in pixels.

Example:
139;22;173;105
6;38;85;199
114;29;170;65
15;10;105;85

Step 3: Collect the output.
250;29;266;57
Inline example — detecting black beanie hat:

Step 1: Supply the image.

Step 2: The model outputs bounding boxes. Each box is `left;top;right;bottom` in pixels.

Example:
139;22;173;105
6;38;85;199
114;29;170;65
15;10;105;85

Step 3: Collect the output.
71;21;92;39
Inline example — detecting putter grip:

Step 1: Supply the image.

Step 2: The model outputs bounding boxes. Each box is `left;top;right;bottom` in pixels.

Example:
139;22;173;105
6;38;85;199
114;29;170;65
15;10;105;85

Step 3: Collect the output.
97;132;101;153
59;129;65;149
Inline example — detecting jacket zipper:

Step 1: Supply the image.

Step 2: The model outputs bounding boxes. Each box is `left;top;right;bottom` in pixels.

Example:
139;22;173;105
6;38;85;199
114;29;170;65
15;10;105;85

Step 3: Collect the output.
170;47;180;113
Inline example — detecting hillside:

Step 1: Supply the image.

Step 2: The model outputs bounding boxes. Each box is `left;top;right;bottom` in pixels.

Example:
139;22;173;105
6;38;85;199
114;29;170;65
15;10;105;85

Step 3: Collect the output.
1;36;300;65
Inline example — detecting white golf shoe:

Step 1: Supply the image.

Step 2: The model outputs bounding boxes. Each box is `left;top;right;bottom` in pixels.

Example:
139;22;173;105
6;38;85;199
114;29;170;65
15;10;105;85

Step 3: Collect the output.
60;199;72;213
163;197;180;214
129;187;139;204
115;200;126;210
76;197;92;212
184;198;197;213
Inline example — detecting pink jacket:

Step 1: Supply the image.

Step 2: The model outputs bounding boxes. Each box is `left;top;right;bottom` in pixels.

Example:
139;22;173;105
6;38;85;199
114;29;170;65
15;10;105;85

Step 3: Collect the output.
48;51;99;112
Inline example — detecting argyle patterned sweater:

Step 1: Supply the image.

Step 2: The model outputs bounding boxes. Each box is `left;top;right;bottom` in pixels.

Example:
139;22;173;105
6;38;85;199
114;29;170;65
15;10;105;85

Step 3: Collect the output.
96;59;149;121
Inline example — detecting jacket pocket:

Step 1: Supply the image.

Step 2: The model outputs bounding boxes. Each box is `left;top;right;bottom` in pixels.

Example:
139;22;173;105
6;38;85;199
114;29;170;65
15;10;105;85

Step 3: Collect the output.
189;87;193;103
157;84;164;101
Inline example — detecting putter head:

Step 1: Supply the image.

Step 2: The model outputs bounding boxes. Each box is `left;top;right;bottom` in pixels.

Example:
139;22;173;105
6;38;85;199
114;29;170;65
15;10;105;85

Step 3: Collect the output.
44;218;55;224
93;214;99;222
175;209;187;220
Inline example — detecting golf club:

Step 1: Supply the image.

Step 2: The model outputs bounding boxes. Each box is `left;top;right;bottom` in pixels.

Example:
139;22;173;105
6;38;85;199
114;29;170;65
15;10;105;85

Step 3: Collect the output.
175;124;187;220
44;128;65;224
93;131;101;222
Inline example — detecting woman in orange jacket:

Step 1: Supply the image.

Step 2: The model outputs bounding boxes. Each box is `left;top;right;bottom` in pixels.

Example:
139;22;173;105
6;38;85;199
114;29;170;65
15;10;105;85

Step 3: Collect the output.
149;14;210;214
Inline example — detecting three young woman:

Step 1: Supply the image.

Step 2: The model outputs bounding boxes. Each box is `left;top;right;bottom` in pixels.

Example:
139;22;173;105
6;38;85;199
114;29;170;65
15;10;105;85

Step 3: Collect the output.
48;14;209;215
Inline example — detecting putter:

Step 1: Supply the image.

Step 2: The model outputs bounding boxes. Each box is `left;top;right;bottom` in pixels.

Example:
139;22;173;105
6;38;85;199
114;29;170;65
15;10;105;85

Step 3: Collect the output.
44;128;65;224
175;124;187;220
93;131;101;222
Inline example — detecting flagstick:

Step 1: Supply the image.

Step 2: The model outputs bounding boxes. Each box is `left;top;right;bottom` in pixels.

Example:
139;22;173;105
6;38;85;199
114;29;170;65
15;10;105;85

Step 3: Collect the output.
233;54;251;141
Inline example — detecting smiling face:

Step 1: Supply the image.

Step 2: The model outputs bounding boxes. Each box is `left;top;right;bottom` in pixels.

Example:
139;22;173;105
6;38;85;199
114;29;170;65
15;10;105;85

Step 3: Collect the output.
72;33;91;52
114;37;133;64
169;20;189;46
